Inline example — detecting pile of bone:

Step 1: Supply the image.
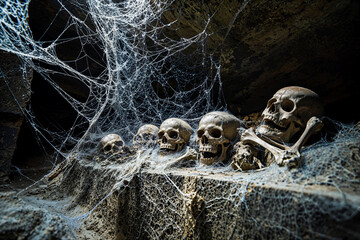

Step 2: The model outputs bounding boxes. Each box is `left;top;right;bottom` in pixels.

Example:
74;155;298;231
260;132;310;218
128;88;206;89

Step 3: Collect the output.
98;86;324;170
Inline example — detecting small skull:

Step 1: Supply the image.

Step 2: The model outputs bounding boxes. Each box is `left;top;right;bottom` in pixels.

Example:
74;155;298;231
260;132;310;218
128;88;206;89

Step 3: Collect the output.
133;124;159;150
231;141;263;170
158;118;193;155
98;134;125;155
197;111;240;165
258;86;324;143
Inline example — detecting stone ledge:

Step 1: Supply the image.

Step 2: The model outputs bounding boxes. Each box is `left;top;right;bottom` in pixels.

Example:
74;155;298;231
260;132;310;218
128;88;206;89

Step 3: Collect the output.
49;156;360;239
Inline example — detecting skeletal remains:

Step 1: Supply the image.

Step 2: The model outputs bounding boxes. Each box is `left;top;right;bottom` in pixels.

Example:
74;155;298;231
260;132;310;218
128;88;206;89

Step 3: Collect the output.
133;124;159;150
231;86;324;169
197;111;240;165
158;118;193;155
98;133;129;156
96;86;324;170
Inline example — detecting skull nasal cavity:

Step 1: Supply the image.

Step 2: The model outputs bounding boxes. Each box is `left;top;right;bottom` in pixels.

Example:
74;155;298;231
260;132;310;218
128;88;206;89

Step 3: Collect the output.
267;98;277;113
269;103;276;113
201;135;209;144
162;136;167;143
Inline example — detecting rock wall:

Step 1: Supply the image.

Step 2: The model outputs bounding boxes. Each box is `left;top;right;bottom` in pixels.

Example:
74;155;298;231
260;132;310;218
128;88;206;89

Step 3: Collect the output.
162;0;360;120
43;154;360;239
0;51;32;179
26;0;360;122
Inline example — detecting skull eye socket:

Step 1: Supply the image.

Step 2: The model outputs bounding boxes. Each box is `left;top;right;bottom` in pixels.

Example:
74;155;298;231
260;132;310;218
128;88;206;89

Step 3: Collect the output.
114;141;123;147
209;129;221;138
281;99;295;112
104;145;112;152
197;130;204;138
158;131;164;139
168;131;178;139
143;133;155;141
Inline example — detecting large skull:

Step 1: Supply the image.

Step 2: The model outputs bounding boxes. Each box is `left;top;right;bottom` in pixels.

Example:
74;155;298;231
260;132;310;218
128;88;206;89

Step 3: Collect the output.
98;133;125;155
258;86;324;143
133;124;159;150
197;111;240;165
158;118;193;155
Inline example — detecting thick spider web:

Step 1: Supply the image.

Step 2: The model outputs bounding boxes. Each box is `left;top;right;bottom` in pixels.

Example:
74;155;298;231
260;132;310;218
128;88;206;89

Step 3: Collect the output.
1;0;359;239
1;0;224;161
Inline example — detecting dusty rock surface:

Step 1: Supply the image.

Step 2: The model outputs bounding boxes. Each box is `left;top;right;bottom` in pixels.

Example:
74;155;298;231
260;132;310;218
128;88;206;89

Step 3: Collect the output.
0;190;75;240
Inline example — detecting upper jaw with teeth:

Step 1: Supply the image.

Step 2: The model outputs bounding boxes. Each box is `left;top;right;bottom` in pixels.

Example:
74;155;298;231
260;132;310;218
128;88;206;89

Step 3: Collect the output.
262;115;288;131
199;144;222;164
159;143;182;153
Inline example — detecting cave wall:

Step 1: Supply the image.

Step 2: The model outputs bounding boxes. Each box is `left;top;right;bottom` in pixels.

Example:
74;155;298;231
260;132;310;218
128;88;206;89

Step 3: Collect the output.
0;51;32;179
162;0;360;120
26;0;360;122
223;0;360;120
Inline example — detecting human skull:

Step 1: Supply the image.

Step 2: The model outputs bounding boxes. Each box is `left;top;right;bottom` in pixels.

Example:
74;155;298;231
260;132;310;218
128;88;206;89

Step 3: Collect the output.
133;124;159;150
258;86;324;143
158;118;193;155
231;141;262;170
98;133;125;155
197;111;241;165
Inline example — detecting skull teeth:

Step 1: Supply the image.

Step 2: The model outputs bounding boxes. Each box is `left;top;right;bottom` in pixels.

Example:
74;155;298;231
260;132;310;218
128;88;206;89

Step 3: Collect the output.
259;124;282;133
160;144;175;149
199;145;218;153
199;144;224;165
263;115;287;129
160;143;176;150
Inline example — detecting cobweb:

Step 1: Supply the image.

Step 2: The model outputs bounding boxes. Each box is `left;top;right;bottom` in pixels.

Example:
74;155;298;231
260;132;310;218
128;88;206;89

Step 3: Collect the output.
1;0;224;161
1;0;359;239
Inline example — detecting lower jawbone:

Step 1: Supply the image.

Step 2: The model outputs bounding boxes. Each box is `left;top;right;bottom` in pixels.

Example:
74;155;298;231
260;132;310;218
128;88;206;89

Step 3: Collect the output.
258;118;292;143
199;144;225;165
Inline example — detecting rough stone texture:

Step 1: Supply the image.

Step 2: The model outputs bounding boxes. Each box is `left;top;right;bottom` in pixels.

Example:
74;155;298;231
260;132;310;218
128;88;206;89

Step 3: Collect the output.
0;191;75;240
43;156;138;239
12;141;354;240
0;50;32;178
0;132;359;239
133;171;360;240
162;0;360;120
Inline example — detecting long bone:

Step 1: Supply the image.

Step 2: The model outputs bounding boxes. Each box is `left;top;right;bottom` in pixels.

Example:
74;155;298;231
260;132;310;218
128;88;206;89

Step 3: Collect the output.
242;116;323;168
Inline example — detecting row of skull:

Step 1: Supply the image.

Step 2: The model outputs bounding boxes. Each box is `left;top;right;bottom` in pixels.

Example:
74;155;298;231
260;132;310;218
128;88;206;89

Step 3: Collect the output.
99;86;324;169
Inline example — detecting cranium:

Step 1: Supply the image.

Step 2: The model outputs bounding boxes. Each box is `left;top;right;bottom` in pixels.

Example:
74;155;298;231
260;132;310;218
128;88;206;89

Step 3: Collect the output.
98;133;125;155
196;111;240;165
158;118;193;155
258;86;324;143
133;124;159;150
